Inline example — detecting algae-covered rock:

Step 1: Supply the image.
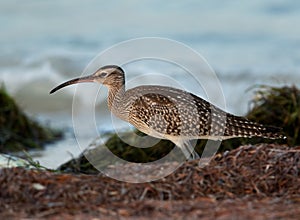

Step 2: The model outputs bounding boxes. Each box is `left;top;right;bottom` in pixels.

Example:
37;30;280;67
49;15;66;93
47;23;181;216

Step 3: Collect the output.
0;87;62;153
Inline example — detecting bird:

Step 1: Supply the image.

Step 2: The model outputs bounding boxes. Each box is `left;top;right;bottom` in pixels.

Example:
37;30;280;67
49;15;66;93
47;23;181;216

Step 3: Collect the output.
50;65;286;160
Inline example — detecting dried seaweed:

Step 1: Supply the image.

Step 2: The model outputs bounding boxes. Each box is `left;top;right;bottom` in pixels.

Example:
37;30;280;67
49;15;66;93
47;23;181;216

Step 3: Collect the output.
1;144;299;219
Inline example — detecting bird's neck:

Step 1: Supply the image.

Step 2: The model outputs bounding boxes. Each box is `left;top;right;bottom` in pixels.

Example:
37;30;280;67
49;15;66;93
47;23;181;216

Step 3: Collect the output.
107;83;125;112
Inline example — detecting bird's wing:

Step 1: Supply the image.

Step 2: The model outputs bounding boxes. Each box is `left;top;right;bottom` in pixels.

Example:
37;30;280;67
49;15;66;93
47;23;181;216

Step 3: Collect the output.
127;86;216;137
128;92;182;136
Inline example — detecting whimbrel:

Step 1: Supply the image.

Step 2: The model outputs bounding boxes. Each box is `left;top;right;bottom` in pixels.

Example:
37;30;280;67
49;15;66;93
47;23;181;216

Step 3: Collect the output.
50;65;285;159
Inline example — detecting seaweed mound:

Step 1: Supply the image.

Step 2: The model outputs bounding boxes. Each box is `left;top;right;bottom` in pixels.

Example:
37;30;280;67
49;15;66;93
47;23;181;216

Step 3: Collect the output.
0;87;61;153
247;85;300;146
58;132;175;174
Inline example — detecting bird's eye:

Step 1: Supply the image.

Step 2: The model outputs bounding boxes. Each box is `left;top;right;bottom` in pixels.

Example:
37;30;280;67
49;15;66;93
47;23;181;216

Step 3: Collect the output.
99;72;108;77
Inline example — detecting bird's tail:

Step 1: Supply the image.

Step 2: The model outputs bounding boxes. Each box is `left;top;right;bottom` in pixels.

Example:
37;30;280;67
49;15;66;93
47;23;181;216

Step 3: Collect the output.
259;125;286;139
224;114;286;140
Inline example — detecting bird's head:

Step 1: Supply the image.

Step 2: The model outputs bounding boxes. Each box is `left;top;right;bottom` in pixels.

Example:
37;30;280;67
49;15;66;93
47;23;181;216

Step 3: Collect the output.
50;65;125;94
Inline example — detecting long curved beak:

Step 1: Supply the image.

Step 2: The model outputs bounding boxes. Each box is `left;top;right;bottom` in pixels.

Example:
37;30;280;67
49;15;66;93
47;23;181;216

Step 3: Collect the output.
50;75;95;94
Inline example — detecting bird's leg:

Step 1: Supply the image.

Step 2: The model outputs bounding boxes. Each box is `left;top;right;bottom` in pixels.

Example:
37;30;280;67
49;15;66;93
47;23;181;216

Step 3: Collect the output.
191;149;200;160
175;140;199;160
186;140;200;160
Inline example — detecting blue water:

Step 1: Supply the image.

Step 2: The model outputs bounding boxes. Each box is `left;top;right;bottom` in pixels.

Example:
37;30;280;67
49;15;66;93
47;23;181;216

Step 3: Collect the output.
1;0;300;168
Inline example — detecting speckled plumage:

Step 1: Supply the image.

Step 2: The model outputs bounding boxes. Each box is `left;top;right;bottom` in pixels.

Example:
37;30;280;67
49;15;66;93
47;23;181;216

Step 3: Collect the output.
50;65;286;159
118;85;284;141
